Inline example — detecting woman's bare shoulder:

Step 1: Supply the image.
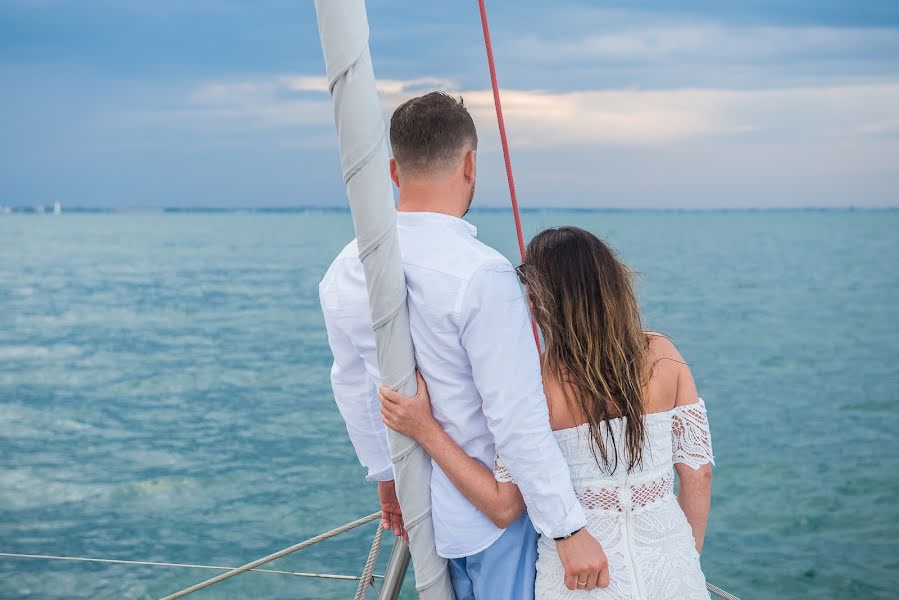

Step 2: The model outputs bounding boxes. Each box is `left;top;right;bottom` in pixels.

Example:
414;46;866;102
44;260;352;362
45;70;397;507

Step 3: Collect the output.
540;360;583;430
644;333;695;411
645;332;685;362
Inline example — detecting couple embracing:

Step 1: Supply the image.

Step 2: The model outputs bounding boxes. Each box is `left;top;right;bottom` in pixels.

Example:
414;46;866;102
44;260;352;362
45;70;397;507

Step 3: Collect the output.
320;92;714;599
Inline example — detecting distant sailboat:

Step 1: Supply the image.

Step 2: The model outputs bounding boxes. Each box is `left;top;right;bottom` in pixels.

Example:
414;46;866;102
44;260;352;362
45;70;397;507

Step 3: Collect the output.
53;201;62;215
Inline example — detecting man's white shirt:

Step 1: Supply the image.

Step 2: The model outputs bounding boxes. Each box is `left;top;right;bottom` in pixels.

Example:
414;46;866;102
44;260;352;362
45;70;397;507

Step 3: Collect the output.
319;211;586;558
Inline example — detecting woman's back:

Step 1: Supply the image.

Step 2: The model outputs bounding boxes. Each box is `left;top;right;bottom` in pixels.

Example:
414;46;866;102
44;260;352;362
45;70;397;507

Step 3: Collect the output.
498;226;713;598
545;333;692;432
525;335;713;599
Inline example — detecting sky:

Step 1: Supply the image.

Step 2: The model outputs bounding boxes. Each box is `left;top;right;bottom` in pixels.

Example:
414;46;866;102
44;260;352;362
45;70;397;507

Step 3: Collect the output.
1;0;898;209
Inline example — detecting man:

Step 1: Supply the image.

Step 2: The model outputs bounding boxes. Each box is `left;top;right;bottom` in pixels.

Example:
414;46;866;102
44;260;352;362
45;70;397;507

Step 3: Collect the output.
319;92;608;598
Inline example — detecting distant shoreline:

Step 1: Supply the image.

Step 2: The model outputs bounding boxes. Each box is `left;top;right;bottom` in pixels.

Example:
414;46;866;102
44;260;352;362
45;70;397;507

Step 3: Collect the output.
1;205;897;215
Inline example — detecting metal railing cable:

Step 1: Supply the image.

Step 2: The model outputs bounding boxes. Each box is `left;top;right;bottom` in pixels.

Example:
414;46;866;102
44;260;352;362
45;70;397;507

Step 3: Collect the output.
2;510;742;600
159;511;382;599
708;581;742;600
0;552;381;581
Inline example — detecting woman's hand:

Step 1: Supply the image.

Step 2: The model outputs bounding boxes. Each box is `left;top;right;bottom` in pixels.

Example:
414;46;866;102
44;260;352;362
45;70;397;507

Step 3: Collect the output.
379;371;438;441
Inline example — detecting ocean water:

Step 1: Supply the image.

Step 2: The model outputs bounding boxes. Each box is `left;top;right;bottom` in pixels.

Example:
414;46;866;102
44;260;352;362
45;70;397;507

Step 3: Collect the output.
1;210;897;600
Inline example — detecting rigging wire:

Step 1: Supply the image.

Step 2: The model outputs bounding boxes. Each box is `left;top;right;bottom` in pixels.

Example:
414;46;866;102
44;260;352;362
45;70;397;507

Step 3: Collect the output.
476;0;542;351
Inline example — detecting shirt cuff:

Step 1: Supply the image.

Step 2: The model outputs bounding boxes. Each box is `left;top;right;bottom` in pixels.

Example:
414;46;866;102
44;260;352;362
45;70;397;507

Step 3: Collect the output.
541;500;587;540
366;463;395;482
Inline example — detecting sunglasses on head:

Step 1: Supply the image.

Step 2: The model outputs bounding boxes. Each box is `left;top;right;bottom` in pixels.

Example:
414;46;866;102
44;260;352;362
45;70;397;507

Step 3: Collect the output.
515;263;527;285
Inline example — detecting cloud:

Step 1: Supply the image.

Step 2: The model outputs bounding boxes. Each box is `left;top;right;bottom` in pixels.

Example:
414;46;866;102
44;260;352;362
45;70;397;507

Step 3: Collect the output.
161;80;332;134
4;1;898;208
156;72;898;207
157;76;457;137
172;74;899;149
513;25;899;65
278;76;329;93
490;19;899;92
278;75;456;96
860;118;899;135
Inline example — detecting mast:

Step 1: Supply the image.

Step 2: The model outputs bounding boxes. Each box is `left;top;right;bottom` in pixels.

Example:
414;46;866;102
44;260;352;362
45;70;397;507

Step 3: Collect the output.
313;2;453;598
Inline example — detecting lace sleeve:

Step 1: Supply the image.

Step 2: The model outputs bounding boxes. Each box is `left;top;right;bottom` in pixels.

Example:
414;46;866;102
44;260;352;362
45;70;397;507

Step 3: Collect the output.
493;455;514;483
671;398;715;469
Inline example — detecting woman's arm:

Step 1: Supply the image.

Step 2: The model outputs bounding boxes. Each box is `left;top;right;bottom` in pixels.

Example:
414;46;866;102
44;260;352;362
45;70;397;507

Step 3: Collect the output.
675;462;712;554
380;374;526;529
669;349;713;554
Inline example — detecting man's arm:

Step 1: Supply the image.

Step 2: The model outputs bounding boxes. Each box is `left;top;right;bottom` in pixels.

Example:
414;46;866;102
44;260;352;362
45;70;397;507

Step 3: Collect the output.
320;287;404;535
320;297;393;481
458;262;609;590
457;262;584;537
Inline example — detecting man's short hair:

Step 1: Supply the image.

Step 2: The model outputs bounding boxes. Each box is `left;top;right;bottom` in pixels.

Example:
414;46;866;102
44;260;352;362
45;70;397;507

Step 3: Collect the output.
389;92;478;177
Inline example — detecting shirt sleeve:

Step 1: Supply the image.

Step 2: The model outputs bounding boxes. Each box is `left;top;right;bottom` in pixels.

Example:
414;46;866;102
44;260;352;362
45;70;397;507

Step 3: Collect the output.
320;288;394;482
458;262;587;538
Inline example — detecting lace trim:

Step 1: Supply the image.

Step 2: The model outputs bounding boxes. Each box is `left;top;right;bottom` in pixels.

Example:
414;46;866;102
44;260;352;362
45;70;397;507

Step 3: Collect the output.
574;472;675;513
493;455;514;483
631;472;674;508
576;487;623;512
671;399;715;469
494;398;714;483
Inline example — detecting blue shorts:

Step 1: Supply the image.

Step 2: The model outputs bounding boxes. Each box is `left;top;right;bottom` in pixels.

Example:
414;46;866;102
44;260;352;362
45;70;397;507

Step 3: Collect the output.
447;511;539;600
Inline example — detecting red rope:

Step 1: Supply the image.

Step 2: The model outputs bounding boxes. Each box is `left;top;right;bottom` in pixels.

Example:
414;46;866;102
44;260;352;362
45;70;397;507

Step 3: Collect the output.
476;0;542;351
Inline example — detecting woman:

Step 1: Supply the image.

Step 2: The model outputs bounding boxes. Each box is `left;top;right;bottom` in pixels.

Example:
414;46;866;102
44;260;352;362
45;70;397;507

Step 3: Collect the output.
380;226;714;599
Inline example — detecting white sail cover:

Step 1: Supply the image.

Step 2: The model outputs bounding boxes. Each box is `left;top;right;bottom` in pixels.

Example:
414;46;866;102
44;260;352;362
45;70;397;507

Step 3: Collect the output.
314;1;453;596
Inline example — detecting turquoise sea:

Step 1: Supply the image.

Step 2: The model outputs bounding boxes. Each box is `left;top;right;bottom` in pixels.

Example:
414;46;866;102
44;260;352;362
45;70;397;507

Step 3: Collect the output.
1;210;897;599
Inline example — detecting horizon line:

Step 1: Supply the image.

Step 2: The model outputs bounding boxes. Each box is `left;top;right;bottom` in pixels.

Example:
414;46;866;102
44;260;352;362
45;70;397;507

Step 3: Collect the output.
1;204;897;214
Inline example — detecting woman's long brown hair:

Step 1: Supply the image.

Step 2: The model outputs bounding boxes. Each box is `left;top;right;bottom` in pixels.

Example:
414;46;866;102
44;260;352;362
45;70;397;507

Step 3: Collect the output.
524;227;648;472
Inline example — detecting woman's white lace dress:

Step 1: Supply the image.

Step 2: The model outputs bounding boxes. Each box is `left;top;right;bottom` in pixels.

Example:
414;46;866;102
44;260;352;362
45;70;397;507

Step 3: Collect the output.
495;400;714;600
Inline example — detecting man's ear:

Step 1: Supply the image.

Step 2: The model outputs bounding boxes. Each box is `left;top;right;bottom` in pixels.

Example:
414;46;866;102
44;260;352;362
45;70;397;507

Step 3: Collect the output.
389;158;400;187
463;149;477;183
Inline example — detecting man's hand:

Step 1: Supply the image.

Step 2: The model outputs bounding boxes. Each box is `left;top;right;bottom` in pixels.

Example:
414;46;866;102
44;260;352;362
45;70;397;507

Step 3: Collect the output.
377;480;407;540
556;529;610;591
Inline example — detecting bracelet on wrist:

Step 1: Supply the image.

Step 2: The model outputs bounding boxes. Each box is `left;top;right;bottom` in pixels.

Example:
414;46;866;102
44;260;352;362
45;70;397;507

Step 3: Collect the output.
553;527;584;542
